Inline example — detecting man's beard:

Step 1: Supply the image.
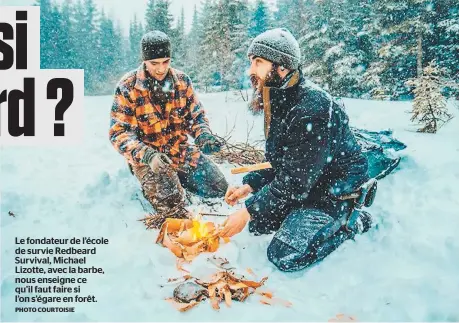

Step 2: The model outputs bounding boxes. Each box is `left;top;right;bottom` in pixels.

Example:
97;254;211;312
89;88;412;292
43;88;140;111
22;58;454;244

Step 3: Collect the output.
248;65;284;115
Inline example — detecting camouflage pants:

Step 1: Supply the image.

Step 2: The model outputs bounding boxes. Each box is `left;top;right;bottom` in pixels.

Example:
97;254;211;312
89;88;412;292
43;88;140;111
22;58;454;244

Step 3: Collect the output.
131;154;228;223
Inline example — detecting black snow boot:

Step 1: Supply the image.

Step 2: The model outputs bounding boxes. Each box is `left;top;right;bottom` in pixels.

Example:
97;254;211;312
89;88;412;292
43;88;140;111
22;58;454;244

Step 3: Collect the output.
355;210;373;234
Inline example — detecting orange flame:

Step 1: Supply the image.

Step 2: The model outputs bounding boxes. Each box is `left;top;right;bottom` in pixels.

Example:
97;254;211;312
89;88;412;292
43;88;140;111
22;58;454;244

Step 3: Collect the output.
157;214;223;261
191;213;210;241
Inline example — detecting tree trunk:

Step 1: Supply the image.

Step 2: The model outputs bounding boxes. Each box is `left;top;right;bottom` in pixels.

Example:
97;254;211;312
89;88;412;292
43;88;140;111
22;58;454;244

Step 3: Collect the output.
428;103;437;133
326;61;333;93
417;34;423;78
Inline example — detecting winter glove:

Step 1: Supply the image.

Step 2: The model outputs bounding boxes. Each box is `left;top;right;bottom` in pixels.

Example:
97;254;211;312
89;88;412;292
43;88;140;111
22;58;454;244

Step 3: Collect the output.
148;153;173;174
195;132;222;154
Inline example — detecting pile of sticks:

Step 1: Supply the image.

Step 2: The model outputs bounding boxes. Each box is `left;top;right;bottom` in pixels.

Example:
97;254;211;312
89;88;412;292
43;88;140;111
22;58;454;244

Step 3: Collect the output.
210;120;265;166
212;139;265;165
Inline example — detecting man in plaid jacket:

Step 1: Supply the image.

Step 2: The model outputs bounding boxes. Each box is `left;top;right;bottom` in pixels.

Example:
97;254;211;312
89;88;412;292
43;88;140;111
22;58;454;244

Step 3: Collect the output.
109;31;228;227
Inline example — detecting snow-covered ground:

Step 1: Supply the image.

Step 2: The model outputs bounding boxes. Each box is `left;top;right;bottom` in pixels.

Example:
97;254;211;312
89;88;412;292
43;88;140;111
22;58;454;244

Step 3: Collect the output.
1;91;459;322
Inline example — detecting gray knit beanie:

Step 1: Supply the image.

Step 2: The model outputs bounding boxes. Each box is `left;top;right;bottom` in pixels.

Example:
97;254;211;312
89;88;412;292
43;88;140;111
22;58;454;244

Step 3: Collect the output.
247;28;301;70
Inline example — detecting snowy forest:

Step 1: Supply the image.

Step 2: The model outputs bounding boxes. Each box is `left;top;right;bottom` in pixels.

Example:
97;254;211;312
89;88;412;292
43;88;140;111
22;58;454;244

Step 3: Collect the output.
36;0;458;100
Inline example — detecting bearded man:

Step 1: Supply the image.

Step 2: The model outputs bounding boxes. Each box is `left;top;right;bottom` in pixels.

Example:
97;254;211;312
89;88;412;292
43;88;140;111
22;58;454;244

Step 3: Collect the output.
220;28;376;272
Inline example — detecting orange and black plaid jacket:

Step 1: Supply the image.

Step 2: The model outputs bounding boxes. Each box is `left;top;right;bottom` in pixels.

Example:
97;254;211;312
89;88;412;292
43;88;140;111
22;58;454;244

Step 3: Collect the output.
109;63;211;168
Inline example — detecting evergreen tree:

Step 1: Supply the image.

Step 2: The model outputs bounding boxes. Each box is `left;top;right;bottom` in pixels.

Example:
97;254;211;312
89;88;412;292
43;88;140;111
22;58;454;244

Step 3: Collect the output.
29;0;458;98
58;1;76;69
198;0;262;91
329;0;376;97
198;0;221;90
299;0;343;93
171;7;186;70
115;23;130;76
95;11;123;93
248;0;272;39
370;0;435;99
215;0;232;90
226;0;251;89
153;0;173;35
186;5;201;82
405;60;453;133
272;0;289;29
145;0;156;32
273;0;307;38
72;0;100;92
427;0;459;97
35;0;60;68
300;0;375;97
129;14;144;68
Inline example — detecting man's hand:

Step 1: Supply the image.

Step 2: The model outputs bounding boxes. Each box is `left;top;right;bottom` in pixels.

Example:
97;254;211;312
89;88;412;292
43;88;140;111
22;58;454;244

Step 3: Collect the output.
225;184;253;206
148;153;172;174
195;133;222;154
220;208;251;238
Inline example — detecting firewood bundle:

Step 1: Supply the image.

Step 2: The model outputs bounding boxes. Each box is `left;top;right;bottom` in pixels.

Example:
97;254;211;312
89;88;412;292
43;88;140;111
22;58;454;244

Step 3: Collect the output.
165;264;291;312
155;217;229;261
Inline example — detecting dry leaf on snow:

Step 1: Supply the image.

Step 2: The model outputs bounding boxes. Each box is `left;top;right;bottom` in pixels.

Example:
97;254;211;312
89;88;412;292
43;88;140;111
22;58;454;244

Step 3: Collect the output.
329;314;358;322
165;267;286;312
165;298;200;312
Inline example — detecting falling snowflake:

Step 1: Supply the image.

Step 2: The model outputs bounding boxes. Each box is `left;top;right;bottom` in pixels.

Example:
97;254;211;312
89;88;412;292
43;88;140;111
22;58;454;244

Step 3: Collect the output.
162;81;172;92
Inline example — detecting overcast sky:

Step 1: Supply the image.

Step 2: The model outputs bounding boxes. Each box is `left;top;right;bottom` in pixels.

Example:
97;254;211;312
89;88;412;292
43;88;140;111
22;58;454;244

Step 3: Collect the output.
1;0;278;36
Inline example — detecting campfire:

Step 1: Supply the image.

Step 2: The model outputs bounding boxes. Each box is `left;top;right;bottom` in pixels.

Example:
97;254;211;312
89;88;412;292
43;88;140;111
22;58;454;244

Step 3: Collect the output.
154;215;292;312
155;215;229;261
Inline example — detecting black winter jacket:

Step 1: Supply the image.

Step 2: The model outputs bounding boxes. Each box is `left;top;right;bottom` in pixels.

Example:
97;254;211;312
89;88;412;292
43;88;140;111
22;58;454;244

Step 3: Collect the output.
243;71;369;221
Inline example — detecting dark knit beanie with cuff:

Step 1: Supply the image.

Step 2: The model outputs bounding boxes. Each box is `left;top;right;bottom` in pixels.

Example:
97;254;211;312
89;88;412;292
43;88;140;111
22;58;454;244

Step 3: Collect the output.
141;30;171;61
